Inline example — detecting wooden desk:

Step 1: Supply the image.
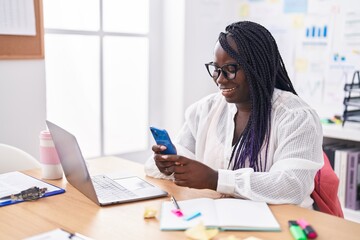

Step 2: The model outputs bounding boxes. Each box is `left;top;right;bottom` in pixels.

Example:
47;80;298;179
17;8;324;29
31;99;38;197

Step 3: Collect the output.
1;157;359;239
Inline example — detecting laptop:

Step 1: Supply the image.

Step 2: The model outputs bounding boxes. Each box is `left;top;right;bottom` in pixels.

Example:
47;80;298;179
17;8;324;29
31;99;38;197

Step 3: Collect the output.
46;120;168;206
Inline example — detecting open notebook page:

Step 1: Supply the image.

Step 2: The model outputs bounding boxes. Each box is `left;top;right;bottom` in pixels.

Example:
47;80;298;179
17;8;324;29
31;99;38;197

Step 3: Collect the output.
160;198;219;230
215;198;280;230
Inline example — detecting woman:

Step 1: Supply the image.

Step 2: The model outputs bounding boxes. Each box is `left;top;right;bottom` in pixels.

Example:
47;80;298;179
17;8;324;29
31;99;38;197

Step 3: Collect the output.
145;21;323;209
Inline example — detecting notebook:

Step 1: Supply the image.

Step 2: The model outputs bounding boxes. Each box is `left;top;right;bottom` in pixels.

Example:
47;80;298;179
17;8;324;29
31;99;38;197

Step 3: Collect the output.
160;198;281;231
46;120;168;206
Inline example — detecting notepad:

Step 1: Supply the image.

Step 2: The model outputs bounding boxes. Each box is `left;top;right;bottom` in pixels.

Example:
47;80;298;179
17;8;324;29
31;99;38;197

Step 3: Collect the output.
160;198;281;231
0;171;65;207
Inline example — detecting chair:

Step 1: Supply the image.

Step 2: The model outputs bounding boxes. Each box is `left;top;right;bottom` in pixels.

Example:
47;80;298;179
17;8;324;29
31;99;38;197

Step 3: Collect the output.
0;143;41;174
311;152;344;218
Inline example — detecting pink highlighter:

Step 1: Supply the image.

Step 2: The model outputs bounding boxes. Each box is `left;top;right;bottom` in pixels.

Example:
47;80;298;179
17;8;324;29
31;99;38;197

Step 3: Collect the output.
171;209;184;217
170;196;184;217
297;219;318;239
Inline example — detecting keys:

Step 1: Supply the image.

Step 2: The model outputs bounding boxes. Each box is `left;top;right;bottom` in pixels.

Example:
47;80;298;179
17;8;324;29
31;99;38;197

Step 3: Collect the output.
92;175;136;201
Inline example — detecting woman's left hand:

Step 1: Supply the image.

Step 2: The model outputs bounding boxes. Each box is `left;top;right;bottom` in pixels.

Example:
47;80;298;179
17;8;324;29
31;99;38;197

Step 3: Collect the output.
159;155;218;190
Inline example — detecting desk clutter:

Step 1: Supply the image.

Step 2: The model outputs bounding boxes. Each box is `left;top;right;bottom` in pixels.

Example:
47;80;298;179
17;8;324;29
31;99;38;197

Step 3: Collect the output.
159;197;280;231
288;219;318;240
142;197;283;240
2;157;359;239
143;198;320;240
144;211;266;240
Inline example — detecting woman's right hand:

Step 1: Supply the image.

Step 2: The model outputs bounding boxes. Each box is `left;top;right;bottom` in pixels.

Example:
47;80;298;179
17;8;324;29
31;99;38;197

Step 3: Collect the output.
152;145;176;175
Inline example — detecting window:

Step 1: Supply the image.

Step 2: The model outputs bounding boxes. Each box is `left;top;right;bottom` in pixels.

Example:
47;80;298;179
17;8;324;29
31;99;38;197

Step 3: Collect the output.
43;0;151;158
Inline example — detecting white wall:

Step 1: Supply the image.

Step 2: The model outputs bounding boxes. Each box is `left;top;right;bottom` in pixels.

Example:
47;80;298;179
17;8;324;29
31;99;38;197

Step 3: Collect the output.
0;60;46;160
2;0;342;161
0;0;240;160
159;0;185;136
183;0;238;109
161;0;241;136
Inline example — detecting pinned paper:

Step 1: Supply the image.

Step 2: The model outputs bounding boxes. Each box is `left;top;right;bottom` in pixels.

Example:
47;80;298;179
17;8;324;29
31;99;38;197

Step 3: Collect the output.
239;3;250;17
292;15;304;29
295;58;308;72
143;206;158;219
185;222;219;240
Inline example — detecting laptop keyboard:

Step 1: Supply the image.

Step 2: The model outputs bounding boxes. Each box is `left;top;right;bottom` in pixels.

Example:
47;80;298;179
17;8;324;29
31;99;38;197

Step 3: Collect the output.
92;175;137;201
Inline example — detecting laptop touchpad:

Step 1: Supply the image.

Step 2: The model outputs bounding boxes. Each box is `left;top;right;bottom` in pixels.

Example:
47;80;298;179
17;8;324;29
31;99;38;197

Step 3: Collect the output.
113;176;153;191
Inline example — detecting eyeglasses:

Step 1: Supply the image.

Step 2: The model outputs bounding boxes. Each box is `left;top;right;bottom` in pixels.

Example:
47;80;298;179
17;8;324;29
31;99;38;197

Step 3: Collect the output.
205;62;242;81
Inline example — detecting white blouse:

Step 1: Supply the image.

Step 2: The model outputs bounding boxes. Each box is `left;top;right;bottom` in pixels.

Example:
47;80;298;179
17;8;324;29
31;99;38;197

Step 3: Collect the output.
145;88;324;208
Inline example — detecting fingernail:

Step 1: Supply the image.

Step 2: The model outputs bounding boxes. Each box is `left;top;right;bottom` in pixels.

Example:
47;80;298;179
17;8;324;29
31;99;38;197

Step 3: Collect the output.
162;155;169;159
159;145;166;150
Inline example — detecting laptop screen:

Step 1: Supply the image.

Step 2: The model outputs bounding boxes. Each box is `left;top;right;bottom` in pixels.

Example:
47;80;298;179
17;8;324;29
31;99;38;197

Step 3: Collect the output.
46;120;100;205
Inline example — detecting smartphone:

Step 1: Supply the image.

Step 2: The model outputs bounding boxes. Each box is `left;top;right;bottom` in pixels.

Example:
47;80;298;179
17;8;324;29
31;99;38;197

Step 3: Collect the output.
150;127;177;154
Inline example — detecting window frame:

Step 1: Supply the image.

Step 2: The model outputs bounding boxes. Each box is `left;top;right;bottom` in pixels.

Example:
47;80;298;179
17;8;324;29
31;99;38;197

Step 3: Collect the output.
44;0;162;157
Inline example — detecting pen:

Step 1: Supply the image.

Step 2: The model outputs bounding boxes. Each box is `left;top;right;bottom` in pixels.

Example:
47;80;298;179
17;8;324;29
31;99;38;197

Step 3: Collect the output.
0;193;16;200
297;219;317;239
288;220;307;240
170;195;183;217
184;211;202;221
170;195;181;210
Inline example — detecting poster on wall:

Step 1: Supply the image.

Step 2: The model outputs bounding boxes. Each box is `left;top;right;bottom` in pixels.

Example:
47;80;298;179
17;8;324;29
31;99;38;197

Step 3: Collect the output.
236;0;358;118
292;15;332;110
0;0;36;36
322;0;359;116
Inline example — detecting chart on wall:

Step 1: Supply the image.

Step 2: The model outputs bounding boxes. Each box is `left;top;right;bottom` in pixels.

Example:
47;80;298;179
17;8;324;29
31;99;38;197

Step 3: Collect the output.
234;0;360;117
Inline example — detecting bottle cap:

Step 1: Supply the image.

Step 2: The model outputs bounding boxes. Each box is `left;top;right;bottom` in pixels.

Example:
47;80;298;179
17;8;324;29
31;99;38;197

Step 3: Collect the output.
39;130;52;140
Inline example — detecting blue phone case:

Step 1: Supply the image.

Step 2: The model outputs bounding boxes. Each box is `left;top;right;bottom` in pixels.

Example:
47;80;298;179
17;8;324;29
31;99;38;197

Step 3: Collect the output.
150;127;177;154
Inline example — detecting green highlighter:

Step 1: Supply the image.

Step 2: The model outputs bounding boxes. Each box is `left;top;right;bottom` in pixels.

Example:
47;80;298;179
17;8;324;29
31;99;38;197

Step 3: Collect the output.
288;220;307;240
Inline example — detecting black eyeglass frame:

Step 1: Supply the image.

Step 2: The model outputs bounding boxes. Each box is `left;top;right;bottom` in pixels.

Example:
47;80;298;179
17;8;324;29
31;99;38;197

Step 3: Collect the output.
205;62;242;81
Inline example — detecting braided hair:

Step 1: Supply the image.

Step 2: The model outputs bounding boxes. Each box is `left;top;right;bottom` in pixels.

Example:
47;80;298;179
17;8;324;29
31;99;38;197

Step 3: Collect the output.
219;21;297;172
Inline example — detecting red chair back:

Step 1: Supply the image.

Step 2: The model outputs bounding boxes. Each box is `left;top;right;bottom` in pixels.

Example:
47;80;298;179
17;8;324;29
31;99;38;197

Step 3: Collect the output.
311;152;344;218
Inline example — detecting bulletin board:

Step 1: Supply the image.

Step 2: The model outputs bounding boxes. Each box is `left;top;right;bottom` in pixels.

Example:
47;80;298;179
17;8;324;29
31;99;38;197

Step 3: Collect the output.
0;0;44;59
233;0;360;118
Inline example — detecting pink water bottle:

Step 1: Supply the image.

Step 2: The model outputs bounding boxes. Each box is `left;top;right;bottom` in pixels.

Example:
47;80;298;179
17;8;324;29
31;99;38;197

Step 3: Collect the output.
39;130;63;179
